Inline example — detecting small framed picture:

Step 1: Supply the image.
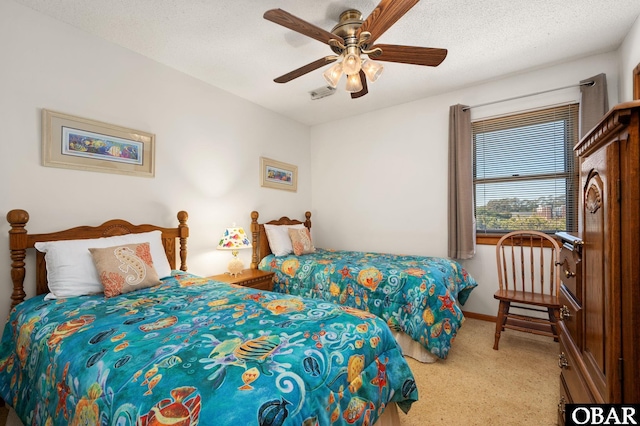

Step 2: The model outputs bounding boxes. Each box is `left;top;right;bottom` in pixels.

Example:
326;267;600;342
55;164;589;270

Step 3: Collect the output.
260;157;297;192
42;109;155;177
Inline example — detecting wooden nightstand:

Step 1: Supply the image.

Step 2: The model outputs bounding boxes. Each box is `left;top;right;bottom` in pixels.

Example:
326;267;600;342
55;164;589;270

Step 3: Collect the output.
208;269;274;291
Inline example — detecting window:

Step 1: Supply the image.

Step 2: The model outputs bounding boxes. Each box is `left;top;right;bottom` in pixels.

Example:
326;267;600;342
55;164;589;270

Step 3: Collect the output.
472;104;579;234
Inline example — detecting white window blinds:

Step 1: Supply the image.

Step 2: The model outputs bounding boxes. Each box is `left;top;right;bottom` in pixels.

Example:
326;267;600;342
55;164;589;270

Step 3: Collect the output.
472;104;579;233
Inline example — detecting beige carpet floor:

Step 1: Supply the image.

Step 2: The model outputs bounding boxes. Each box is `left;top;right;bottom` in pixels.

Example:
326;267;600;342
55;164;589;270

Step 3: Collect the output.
0;318;559;426
398;318;560;425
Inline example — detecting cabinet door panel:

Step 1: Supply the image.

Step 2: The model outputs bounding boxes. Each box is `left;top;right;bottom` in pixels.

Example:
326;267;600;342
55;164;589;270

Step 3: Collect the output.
580;140;621;402
582;168;605;384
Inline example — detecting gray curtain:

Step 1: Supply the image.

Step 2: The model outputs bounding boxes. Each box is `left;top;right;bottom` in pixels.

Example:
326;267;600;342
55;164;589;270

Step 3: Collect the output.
580;73;609;138
448;104;475;259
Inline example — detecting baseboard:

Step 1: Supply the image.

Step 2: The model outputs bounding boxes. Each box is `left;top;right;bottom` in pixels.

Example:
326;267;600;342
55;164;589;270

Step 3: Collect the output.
462;311;496;322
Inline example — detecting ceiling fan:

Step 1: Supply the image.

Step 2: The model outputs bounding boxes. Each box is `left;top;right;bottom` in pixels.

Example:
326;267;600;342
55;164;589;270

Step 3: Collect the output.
263;0;447;99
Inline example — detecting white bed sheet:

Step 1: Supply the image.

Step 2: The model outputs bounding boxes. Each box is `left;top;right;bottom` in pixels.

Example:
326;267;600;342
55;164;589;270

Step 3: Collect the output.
393;330;439;363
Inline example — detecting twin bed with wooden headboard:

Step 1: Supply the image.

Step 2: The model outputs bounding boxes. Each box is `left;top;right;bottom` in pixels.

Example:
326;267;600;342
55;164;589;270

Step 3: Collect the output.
0;209;417;426
6;209;190;307
250;210;478;363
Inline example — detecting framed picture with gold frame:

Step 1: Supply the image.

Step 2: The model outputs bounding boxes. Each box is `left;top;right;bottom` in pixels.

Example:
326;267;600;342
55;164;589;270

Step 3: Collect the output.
42;109;155;177
260;157;297;192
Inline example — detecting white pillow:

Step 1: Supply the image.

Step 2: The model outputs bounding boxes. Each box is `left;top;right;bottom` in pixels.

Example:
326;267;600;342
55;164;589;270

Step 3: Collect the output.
264;223;305;256
35;230;172;299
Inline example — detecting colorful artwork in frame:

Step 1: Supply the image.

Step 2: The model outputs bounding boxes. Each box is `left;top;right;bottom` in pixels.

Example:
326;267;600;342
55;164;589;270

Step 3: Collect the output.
62;127;143;165
42;109;155;177
260;157;298;192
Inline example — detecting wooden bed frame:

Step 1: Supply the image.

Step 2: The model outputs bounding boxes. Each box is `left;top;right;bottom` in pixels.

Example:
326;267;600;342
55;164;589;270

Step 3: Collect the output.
249;210;311;269
6;209;189;308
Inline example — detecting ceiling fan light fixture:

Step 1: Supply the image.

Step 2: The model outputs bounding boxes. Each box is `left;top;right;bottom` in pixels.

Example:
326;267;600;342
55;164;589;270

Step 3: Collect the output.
264;3;447;99
362;60;384;82
323;62;344;88
345;73;363;93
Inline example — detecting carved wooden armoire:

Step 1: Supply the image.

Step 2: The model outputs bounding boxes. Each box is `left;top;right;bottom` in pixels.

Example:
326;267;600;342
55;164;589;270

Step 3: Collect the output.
556;101;640;424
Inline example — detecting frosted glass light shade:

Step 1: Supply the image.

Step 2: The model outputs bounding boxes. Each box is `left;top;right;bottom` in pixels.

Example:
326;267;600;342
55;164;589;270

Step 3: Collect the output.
362;60;384;82
342;53;362;75
323;62;343;88
345;73;363;93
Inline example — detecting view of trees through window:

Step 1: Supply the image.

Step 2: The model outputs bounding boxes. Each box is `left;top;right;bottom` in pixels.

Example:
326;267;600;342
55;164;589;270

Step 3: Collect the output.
472;104;579;234
475;193;568;232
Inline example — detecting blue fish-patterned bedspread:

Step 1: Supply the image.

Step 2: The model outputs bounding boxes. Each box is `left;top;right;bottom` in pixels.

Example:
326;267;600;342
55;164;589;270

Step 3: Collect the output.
259;249;478;359
0;271;417;426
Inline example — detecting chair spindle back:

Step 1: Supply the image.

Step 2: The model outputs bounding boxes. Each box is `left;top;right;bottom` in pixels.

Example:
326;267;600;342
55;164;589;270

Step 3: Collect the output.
496;230;560;297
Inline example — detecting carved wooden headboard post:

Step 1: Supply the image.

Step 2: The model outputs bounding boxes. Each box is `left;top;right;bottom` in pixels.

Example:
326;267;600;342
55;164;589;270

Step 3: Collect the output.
303;211;311;230
178;210;189;271
7;209;28;308
250;211;260;269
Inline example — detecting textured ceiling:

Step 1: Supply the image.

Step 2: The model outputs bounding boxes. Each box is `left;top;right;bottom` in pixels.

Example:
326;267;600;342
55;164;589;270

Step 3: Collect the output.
12;0;640;126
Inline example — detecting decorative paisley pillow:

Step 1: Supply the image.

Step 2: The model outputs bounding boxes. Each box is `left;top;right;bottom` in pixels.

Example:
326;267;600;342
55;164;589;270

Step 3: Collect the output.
89;242;161;298
288;228;315;256
264;223;305;256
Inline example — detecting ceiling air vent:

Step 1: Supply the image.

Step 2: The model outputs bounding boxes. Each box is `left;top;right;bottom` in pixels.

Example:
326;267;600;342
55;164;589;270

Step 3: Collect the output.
309;86;336;100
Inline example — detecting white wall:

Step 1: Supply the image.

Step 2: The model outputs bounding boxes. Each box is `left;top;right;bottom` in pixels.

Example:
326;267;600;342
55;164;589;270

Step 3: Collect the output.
310;53;621;317
0;0;312;324
619;14;640;101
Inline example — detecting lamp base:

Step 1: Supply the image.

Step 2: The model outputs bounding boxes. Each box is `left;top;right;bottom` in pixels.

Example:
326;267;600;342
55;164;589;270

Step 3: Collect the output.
227;257;244;277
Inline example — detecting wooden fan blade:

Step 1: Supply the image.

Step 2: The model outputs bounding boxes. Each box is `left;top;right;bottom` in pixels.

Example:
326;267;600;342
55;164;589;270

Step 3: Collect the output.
357;0;420;45
351;70;369;99
274;57;337;83
369;44;447;66
264;9;343;45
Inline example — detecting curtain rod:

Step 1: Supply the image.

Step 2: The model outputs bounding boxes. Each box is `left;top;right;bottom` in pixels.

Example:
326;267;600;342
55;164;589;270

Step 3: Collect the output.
462;80;595;111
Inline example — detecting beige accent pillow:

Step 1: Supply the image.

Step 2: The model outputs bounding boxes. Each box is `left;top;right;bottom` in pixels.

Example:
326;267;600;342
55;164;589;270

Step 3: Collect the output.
89;242;161;298
288;227;315;255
